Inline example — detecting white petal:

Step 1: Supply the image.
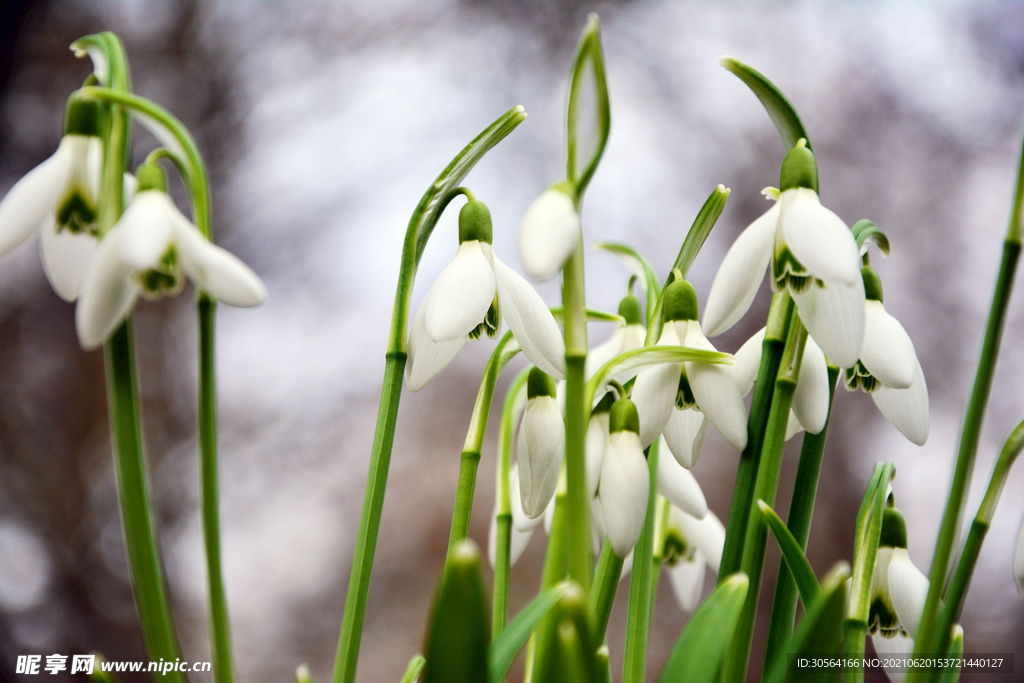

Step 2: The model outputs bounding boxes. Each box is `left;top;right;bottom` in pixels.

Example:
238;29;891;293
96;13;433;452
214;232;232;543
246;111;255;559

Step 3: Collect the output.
683;322;748;451
668;555;706;613
791;276;866;369
517;188;581;281
785;411;805;441
172;210;267;307
491;253;566;378
510;464;543;533
116;192;175;271
702;202;780;337
792;335;830;434
405;301;465;391
860;300;917;390
1015;517;1024;593
86;137;103;199
585;412;609;499
779;188;861;287
888;548;930;639
75;227;139;350
733;327;766;396
657;442;708;519
631;360;681;449
586;325;625;379
423;240;495;341
590;497;606;555
871;632;913;683
517;396;565;519
871;359;929;446
39;214;96;302
674;508;726;573
0;143;70;258
662;409;708;469
599;430;650;558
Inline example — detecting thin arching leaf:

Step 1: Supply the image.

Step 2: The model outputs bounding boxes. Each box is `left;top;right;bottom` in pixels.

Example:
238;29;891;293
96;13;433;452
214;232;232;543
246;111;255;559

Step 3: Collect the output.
852;219;891;256
488;583;570;683
594;241;660;326
719;57;812;153
758;501;821;606
566;14;611;197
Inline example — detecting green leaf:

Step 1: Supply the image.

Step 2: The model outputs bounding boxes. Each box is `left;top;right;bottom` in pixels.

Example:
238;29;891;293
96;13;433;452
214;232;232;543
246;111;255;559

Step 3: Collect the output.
422;541;489;683
531;583;600;683
939;625;964;683
593;241;661;327
586;345;731;407
852;219;891;256
488;583;570;683
758;501;821;607
658;573;749;683
401;656;425;683
549;306;624;326
765;562;850;683
566;13;611;198
719;56;812;153
411;106;527;266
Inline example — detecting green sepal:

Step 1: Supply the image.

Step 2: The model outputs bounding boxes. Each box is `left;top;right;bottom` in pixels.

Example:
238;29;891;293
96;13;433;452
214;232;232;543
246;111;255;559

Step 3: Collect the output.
136;162;167;193
779;140;818;193
421;541;489;683
527;367;557;399
488;583;570;683
64;98;106;137
661;280;699;322
618;293;643;325
566;14;611;199
862;266;883;302
878;507;908;549
609;398;640;434
532;583;599;683
764;562;850;683
459;200;493;244
852;219;891;256
758;501;821;607
658;573;749;683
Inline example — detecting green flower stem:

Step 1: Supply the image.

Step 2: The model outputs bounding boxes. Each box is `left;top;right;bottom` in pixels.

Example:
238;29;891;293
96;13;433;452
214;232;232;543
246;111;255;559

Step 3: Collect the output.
841;461;895;683
562;237;592;591
493;368;531;641
720;292;794;579
911;125;1024;677
447;332;520;551
590;540;624;644
525;482;571;681
763;365;839;672
622;441;659;683
932;419;1024;664
722;313;807;683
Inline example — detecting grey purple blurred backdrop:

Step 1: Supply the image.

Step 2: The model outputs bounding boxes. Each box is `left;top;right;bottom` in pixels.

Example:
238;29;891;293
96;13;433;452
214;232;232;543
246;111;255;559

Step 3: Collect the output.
0;1;1023;682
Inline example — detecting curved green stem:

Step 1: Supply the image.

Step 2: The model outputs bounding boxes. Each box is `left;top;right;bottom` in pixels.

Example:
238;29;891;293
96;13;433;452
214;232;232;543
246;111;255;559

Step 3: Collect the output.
622;441;659;683
589;540;624;644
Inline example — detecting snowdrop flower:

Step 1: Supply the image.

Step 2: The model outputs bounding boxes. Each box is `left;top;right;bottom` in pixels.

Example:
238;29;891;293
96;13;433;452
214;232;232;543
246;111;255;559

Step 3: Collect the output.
517;182;580;281
0;99;107;301
844;267;929;446
517;368;566;519
75;162;266;349
702;140;865;368
406;200;566;391
631;279;747;454
732;326;831;442
598;398;650;557
585;290;647;380
658;505;725;612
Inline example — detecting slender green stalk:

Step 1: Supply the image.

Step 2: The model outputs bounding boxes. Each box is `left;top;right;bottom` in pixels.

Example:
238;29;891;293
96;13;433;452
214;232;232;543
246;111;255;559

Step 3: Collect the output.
590;540;624;643
932;419;1024;662
622;442;659;683
562;237;592;590
720;292;793;579
525;482;570;682
493;368;531;641
722;313;806;683
763;365;839;671
447;333;519;550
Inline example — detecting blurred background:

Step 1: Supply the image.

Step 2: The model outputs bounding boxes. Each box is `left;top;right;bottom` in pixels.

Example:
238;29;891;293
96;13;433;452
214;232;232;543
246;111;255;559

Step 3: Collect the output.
0;1;1023;681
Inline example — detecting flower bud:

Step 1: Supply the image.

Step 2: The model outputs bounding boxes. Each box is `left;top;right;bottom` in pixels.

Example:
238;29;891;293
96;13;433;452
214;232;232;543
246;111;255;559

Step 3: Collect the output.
518;368;565;518
600;398;649;557
517;182;580;281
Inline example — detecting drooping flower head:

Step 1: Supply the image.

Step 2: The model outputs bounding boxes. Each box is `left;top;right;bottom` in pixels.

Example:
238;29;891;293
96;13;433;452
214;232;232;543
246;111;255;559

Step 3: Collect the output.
702;139;866;368
406;199;566;391
517;181;581;281
658;505;725;612
517;367;566;519
598;397;650;557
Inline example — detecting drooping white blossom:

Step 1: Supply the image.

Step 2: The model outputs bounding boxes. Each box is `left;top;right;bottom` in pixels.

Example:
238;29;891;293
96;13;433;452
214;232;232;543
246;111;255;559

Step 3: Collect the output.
598;398;650;557
517;184;580;281
517;368;566;519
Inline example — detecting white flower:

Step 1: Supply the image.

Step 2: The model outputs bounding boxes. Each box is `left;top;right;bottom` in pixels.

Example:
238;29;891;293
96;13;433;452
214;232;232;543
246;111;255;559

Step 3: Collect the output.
517;184;580;281
406;200;566;391
631;280;747;454
656;437;707;519
702;142;865;368
844;268;929;446
660;505;725;612
598;398;650;557
75;166;266;349
585;404;611;499
0;100;107;301
517;368;565;519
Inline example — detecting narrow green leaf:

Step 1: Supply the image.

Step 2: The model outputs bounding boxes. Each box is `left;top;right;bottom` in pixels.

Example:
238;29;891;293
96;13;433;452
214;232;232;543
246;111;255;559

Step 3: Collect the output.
851;219;891;256
719;56;812;152
400;656;425;683
758;500;821;606
658;573;749;683
488;583;570;683
765;562;850;683
938;626;964;683
566;13;611;198
422;541;489;683
593;241;661;326
586;345;731;407
549;306;624;326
